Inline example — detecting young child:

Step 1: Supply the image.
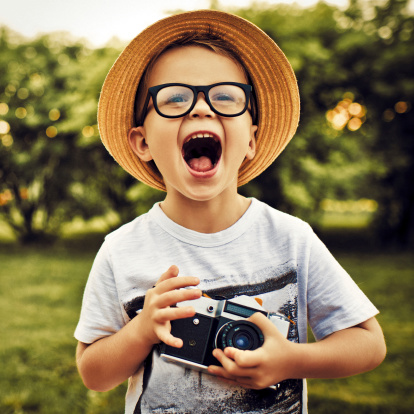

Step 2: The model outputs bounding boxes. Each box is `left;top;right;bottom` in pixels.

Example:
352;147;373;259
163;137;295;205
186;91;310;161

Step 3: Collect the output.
75;10;386;414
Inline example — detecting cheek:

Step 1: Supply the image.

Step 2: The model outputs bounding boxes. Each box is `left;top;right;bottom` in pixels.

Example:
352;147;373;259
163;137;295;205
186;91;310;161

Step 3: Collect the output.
224;119;255;146
144;122;182;158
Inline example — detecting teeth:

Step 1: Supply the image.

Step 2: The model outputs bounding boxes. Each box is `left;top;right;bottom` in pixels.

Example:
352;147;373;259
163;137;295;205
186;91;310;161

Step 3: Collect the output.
189;133;217;140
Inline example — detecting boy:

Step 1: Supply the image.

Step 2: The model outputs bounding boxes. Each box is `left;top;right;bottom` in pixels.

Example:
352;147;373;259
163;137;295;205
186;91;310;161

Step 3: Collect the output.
75;10;386;414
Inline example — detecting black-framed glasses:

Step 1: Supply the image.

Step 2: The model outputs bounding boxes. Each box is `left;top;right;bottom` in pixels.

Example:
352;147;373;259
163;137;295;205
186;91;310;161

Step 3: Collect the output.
139;82;253;125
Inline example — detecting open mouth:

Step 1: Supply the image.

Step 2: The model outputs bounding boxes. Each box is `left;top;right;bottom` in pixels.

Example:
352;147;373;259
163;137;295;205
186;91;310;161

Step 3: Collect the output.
182;133;222;173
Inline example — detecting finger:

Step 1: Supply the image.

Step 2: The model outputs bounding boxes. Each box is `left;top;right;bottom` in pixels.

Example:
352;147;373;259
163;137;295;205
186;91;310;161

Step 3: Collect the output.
208;364;254;388
155;306;196;323
224;347;262;368
156;265;180;285
156;276;200;294
157;329;183;348
157;287;202;309
212;349;256;378
248;312;284;338
152;265;179;288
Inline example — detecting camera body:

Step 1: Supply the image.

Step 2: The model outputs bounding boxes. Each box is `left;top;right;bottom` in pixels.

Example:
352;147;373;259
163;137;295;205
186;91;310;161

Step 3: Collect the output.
160;295;290;374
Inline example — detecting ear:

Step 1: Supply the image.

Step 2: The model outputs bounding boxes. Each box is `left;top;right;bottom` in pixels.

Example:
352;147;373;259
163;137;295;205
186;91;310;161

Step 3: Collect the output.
128;127;153;161
245;124;257;161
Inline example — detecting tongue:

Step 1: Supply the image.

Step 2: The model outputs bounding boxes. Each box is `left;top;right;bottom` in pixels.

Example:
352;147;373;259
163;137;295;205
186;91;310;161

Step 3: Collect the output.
188;156;213;172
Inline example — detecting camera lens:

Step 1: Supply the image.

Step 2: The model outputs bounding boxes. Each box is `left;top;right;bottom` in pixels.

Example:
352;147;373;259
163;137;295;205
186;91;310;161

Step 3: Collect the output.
215;320;264;351
233;332;253;350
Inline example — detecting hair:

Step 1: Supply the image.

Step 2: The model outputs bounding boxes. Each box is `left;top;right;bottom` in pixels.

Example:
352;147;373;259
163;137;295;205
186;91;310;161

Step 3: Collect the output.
134;30;257;126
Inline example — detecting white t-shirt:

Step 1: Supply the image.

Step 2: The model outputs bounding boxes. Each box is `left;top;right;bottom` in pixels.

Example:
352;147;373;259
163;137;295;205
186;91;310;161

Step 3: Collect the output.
75;198;378;414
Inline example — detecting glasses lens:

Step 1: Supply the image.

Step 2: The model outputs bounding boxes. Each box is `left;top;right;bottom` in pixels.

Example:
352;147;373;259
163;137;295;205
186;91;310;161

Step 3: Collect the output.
156;85;193;117
208;84;247;115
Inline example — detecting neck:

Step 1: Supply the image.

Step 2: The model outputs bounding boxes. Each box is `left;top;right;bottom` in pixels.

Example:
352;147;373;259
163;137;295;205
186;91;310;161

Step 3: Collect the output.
160;192;251;233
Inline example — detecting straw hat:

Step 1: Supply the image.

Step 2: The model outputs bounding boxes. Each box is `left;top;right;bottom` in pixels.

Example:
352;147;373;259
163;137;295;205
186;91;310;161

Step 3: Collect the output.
98;9;300;191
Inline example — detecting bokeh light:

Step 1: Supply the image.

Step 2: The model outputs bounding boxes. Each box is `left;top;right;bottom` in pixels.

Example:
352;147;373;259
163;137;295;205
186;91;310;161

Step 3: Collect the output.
0;103;9;115
1;135;13;147
0;120;11;134
347;117;362;131
395;101;409;114
326;94;367;132
46;126;58;138
383;109;395;122
49;108;61;121
321;198;378;213
17;88;29;100
82;126;95;138
0;189;13;206
15;107;27;119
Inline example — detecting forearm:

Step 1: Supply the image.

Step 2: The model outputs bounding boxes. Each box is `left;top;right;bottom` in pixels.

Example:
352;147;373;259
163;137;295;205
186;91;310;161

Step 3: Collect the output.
76;269;201;392
290;317;386;379
208;315;385;390
76;315;153;392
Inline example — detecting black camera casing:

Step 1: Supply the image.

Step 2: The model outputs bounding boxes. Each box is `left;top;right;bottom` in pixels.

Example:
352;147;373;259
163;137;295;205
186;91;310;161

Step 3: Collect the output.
160;295;290;373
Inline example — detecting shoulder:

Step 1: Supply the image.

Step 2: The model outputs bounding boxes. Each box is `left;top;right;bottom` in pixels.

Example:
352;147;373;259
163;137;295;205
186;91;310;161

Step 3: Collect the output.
103;207;157;250
253;198;312;234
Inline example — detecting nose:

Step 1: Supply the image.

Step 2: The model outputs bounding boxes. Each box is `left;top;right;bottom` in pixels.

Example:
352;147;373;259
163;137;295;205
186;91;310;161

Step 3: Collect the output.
188;92;215;119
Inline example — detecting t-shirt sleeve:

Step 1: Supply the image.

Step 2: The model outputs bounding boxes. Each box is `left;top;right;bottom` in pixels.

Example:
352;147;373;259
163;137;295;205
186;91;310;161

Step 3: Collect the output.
306;229;379;341
74;241;127;344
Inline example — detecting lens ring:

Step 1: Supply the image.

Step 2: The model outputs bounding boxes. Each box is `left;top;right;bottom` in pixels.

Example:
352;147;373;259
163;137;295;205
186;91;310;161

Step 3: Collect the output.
215;320;264;351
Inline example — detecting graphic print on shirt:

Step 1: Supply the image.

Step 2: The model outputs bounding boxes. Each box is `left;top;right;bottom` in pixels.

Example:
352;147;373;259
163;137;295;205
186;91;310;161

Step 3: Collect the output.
125;266;302;414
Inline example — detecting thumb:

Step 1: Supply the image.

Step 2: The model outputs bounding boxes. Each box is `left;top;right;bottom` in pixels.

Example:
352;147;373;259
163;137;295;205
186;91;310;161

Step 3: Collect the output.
248;312;285;339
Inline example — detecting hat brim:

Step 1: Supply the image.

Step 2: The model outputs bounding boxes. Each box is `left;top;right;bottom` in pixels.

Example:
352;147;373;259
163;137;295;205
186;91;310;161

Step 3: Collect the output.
98;9;300;191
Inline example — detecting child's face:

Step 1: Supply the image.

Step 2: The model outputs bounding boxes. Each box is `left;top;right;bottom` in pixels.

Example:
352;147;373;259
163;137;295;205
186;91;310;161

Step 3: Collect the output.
129;46;257;203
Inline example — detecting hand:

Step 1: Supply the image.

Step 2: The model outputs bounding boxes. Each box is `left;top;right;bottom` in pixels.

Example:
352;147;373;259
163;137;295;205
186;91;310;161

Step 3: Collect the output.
208;312;296;389
138;265;202;349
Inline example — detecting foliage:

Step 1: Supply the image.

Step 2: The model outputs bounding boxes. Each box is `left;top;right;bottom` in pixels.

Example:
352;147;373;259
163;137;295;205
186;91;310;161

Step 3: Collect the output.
0;30;163;243
0;30;85;242
237;0;414;246
0;30;107;242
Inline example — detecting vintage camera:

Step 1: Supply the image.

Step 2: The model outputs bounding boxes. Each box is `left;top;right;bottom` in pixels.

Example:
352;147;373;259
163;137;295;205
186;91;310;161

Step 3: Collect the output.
160;295;290;374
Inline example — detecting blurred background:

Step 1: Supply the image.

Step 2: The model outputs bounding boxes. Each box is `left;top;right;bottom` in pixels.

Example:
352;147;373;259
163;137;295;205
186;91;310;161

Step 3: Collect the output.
0;0;413;413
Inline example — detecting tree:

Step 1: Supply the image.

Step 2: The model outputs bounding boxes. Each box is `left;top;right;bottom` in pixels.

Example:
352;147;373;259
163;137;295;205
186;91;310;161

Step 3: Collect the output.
236;1;413;246
238;2;376;223
0;29;90;242
0;29;163;243
341;0;414;246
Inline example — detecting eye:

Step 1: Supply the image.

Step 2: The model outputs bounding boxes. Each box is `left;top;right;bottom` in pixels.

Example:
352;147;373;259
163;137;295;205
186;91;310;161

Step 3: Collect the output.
209;85;245;108
156;86;193;109
166;94;190;104
211;93;235;102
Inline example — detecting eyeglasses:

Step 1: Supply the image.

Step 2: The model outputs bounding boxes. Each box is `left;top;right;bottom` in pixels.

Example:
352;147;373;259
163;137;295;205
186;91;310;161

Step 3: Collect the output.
139;82;253;125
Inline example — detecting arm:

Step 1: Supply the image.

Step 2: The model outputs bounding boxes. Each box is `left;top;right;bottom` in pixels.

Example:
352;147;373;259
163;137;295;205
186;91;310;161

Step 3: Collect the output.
76;265;201;392
208;313;386;390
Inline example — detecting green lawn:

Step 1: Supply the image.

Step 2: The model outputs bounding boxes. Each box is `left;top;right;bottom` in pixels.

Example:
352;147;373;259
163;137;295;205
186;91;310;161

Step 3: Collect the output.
0;236;412;413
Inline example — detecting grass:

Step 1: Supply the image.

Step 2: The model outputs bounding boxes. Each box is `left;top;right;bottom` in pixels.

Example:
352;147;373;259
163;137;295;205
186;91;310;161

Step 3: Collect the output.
0;232;412;413
307;250;414;413
0;238;127;414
